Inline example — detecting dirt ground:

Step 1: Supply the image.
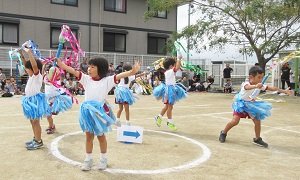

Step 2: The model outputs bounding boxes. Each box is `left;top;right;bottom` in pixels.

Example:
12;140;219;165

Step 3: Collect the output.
0;92;299;180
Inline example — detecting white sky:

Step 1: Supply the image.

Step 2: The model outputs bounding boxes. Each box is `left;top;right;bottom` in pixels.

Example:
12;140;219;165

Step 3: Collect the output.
177;5;257;63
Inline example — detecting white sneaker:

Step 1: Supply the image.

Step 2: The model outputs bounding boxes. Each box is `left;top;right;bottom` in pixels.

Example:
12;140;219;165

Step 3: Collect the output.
81;159;93;171
125;121;131;126
98;158;107;170
115;120;121;127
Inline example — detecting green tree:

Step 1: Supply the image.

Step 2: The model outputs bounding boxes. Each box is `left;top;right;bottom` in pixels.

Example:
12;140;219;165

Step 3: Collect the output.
146;0;300;70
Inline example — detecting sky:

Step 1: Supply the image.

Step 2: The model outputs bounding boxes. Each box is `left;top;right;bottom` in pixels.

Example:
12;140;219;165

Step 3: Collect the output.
177;4;257;63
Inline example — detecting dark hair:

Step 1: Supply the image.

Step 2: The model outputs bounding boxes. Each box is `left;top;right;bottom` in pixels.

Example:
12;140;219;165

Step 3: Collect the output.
163;57;176;69
88;57;108;78
24;59;43;72
249;66;263;76
122;63;132;84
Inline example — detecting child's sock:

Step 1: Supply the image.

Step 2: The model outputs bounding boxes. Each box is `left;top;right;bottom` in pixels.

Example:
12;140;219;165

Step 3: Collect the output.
85;153;92;161
158;114;162;118
100;153;107;160
125;120;130;125
167;119;174;124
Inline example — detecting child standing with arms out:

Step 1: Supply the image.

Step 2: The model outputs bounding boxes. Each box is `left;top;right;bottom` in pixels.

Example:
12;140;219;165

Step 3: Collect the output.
115;63;144;126
57;57;140;171
153;57;187;131
19;48;49;150
219;66;292;148
43;65;73;134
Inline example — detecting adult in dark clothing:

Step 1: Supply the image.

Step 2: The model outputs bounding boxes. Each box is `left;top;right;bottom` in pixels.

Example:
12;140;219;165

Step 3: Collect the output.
115;62;124;74
223;64;233;79
281;62;291;89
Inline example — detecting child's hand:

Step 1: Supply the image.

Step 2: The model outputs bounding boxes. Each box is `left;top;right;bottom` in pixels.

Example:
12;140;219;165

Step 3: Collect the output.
55;58;62;66
256;83;263;88
131;61;141;74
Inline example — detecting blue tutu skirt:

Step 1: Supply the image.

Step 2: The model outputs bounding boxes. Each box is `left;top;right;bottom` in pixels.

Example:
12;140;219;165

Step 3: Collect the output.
232;95;272;120
22;93;50;120
153;83;187;105
79;101;116;136
48;95;73;114
114;86;136;105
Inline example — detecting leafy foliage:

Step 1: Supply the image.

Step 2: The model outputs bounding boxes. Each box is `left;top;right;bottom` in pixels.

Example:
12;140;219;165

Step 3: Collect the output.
146;0;300;69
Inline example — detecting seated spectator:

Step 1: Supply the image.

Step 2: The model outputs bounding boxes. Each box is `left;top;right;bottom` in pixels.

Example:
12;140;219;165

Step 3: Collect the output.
224;79;233;93
178;76;189;91
153;75;161;88
76;82;85;95
2;78;15;97
0;68;6;91
65;78;77;94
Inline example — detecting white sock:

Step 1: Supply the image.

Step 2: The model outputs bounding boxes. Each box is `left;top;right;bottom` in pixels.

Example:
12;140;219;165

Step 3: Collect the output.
167;119;174;124
117;118;120;122
101;153;107;160
126;120;130;124
85;153;92;161
158;114;162;118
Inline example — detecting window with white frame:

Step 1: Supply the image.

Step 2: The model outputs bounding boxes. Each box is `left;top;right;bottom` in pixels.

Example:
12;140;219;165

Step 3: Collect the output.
51;0;78;6
103;32;126;52
104;0;126;13
0;23;18;45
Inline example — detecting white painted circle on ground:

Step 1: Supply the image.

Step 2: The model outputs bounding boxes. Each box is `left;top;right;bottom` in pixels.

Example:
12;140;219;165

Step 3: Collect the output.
50;129;211;174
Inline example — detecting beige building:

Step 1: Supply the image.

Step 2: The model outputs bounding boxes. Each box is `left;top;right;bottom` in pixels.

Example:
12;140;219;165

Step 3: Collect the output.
0;0;177;55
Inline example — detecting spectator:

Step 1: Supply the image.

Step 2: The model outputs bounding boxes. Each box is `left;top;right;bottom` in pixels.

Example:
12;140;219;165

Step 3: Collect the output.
153;75;161;88
76;82;85;95
289;70;295;90
281;62;291;89
115;61;124;74
80;58;88;74
0;68;6;91
180;76;189;91
65;78;77;94
108;63;115;76
224;79;233;93
223;64;233;80
2;78;15;97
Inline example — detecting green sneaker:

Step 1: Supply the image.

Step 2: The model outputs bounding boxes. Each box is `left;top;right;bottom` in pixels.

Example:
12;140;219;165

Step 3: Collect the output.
154;116;162;127
167;122;178;131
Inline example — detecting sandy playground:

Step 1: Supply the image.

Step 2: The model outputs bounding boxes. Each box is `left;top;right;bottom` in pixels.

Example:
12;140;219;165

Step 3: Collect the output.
0;92;299;180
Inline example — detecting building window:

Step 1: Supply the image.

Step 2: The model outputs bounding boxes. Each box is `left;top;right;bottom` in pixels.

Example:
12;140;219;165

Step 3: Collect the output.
0;23;18;45
148;36;166;55
50;27;78;48
155;11;167;18
103;32;126;52
104;0;126;13
51;0;78;6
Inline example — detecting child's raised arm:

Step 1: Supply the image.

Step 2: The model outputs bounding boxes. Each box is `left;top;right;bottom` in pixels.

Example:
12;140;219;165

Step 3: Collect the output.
23;48;39;75
18;49;27;68
56;58;80;78
174;56;182;71
116;61;141;81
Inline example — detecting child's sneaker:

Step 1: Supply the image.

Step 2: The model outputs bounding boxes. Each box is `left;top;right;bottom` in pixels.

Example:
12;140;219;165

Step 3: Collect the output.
46;125;56;134
219;131;227;143
167;122;177;131
253;137;268;148
26;139;43;150
154;116;162;127
81;159;93;171
115;120;121;127
25;138;35;147
97;158;107;170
